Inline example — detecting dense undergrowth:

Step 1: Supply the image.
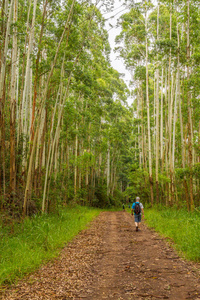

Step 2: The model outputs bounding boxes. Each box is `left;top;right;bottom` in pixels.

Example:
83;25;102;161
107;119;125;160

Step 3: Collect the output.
0;206;101;286
144;207;200;262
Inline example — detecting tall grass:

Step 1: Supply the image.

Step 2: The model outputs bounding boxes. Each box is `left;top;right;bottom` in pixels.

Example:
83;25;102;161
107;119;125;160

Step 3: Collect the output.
145;207;200;262
0;206;101;285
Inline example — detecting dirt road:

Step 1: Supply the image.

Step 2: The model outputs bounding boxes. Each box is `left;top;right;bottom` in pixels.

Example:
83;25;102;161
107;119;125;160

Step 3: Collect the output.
1;212;200;299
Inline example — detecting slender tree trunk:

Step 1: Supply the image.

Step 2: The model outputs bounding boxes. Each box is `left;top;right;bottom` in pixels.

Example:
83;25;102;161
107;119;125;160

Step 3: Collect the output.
145;6;153;206
0;0;13;207
140;87;145;169
137;85;141;167
107;141;110;196
160;67;164;168
0;0;6;71
10;0;18;197
30;0;48;142
164;67;169;205
78;141;82;190
74;123;78;197
37;108;46;195
156;68;159;205
21;0;38;171
0;0;14;100
168;4;173;205
186;0;194;211
17;0;31;146
155;3;160;204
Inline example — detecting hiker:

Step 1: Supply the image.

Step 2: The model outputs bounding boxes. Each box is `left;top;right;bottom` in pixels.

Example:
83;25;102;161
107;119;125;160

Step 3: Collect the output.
131;197;144;231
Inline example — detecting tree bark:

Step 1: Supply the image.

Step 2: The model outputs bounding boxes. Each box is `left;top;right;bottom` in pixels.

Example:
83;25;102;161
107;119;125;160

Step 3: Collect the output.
186;0;194;211
10;0;18;196
107;141;110;196
145;5;153;206
30;0;48;142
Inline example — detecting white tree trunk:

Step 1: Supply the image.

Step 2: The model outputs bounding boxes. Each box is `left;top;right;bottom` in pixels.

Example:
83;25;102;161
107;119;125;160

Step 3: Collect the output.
0;0;14;100
21;0;37;170
160;67;164;163
10;0;18;193
145;5;153;205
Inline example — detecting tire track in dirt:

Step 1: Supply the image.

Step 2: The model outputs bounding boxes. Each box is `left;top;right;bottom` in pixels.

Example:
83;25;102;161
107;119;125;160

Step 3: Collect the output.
1;211;200;300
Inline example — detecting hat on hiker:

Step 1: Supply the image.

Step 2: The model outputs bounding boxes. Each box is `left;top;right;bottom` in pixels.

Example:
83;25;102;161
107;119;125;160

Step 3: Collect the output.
136;197;140;201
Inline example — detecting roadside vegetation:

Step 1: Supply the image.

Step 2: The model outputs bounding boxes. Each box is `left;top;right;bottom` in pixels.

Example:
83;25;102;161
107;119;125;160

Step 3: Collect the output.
0;206;101;286
145;207;200;262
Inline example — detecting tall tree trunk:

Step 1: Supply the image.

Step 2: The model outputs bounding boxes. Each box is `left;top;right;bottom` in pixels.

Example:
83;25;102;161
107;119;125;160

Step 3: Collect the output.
168;4;173;205
10;0;18;197
21;0;37;171
160;67;164;168
0;0;14;100
107;142;110;196
156;68;159;205
145;5;153;206
164;67;169;205
0;0;14;207
186;0;194;211
140;86;145;169
30;0;48;142
17;0;31;146
155;2;160;204
74;123;78;197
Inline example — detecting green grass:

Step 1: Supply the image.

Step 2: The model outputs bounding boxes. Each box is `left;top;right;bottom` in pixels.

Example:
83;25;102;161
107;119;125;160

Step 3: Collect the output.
145;207;200;262
0;206;101;285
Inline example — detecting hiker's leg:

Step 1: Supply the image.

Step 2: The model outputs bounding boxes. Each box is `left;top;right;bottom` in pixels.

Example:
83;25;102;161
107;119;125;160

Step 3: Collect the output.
134;216;140;231
137;215;142;229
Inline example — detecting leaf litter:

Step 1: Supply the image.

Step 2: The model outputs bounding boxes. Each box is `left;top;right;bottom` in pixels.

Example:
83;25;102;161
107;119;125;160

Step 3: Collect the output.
1;211;200;300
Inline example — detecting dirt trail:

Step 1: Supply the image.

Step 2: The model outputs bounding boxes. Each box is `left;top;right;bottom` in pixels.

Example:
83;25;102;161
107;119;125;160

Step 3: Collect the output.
1;211;200;300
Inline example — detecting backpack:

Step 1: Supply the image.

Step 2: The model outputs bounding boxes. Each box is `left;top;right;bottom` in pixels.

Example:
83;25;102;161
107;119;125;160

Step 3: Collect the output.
134;202;141;215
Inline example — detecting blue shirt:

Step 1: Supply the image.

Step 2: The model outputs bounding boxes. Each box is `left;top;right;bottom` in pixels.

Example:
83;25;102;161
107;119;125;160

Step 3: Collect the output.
132;202;144;215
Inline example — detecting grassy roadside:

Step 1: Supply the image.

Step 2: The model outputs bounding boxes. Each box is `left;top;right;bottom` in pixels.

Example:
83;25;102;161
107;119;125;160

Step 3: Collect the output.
144;207;200;262
0;206;102;286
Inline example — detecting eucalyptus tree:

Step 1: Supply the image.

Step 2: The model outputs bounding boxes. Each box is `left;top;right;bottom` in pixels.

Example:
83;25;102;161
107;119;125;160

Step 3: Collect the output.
116;0;200;210
0;0;14;205
39;0;131;211
10;0;18;198
116;0;155;206
23;0;77;215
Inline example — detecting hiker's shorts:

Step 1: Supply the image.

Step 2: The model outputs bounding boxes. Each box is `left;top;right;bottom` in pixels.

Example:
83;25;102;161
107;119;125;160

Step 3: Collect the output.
134;214;141;222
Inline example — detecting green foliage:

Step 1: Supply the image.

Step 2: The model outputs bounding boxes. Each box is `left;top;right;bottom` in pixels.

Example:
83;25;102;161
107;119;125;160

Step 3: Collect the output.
93;184;109;208
126;167;150;203
193;163;200;179
145;207;200;262
175;167;191;179
0;206;101;285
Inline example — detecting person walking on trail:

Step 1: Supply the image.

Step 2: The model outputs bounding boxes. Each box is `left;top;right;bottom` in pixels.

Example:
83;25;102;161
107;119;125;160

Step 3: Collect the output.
131;197;144;231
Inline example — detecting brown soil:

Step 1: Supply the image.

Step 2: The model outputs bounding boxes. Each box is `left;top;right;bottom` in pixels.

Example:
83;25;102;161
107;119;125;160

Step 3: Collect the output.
1;211;200;300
